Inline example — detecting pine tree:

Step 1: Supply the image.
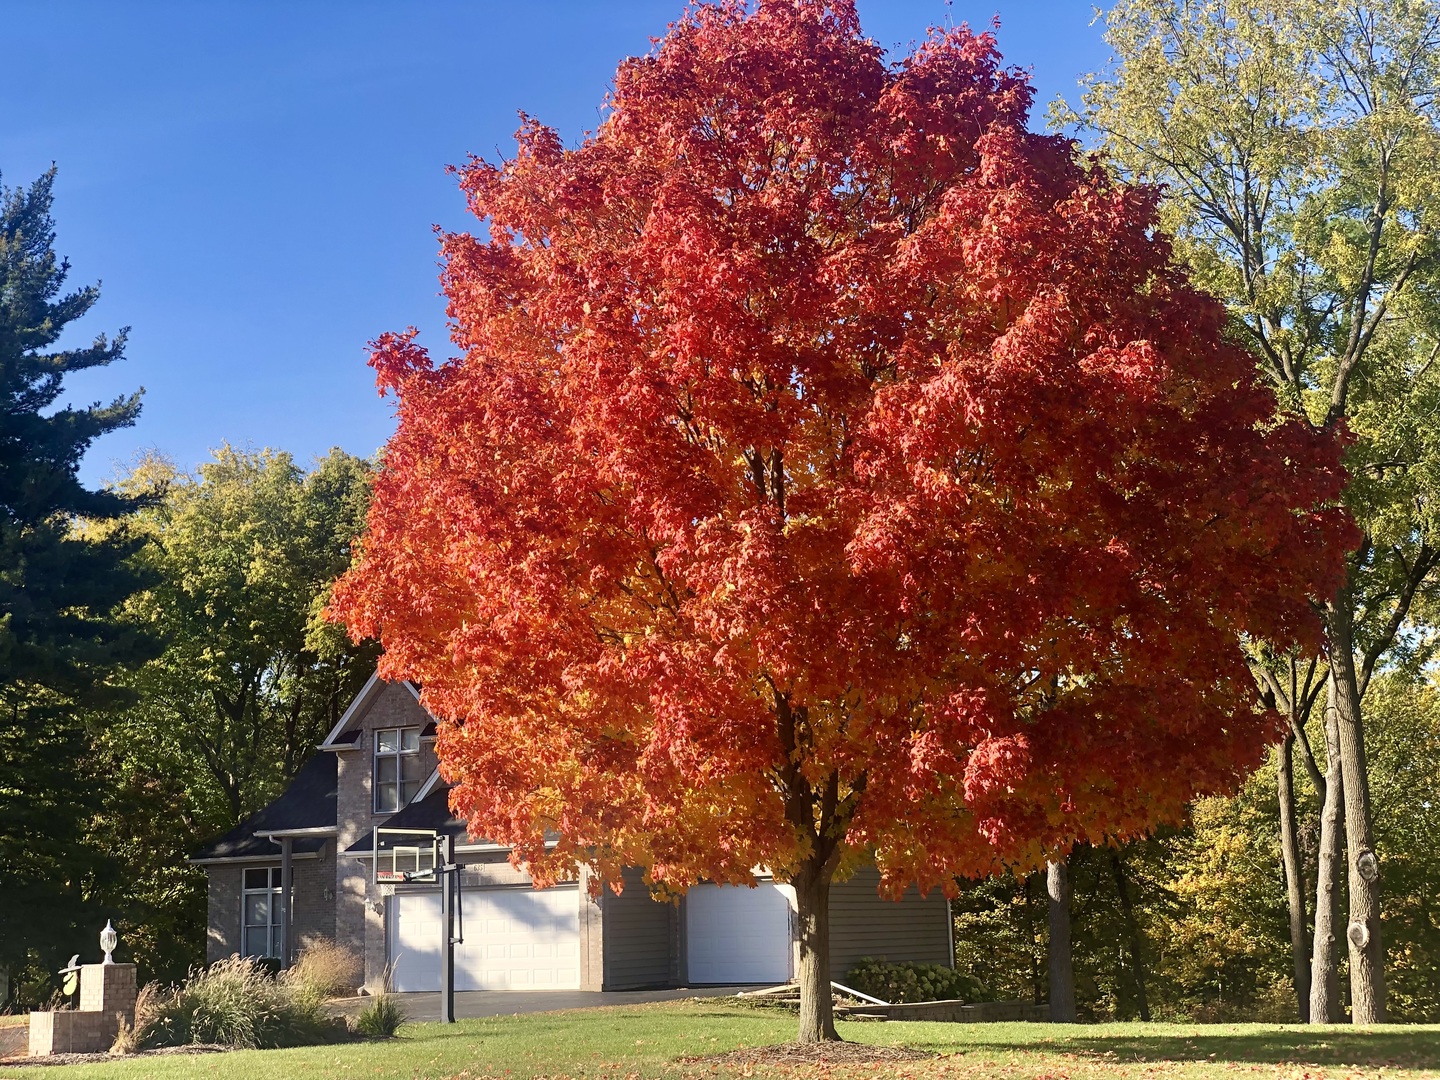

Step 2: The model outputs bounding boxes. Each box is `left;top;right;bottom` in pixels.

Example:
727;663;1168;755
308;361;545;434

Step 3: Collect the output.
0;167;152;998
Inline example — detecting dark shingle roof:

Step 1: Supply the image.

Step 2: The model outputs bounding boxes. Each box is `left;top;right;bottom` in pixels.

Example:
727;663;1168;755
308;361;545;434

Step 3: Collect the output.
192;752;337;861
344;786;466;854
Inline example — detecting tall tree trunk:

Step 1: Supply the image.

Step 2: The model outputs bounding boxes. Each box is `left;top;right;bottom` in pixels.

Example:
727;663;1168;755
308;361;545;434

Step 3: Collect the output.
1109;851;1151;1021
1277;733;1312;1021
1047;858;1077;1023
1310;690;1346;1023
1325;601;1386;1023
792;858;839;1043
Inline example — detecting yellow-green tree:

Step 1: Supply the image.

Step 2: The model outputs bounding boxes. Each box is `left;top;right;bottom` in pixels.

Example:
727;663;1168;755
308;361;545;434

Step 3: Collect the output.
112;446;376;826
1064;0;1440;1024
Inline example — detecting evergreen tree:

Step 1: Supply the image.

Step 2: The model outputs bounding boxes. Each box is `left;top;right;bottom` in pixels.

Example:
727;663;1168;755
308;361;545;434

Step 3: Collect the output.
0;167;151;997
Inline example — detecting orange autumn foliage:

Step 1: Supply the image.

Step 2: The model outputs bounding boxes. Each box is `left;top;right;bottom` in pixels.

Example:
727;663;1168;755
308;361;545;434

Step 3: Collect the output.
330;0;1354;898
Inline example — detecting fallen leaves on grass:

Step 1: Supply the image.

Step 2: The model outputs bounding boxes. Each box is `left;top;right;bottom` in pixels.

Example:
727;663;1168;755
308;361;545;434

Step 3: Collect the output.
678;1042;934;1067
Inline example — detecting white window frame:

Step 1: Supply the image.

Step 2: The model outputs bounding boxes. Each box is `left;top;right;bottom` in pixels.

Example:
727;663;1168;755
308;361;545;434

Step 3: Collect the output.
374;726;423;813
241;866;282;959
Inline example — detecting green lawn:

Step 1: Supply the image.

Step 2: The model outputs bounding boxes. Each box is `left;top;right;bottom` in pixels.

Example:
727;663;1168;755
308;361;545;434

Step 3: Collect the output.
2;1000;1436;1079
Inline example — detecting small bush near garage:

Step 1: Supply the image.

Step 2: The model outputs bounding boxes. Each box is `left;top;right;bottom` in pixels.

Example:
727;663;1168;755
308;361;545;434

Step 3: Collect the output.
845;958;987;1004
136;956;345;1050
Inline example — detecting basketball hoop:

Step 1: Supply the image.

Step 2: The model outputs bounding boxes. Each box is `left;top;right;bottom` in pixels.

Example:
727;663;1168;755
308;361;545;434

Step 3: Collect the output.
373;827;440;884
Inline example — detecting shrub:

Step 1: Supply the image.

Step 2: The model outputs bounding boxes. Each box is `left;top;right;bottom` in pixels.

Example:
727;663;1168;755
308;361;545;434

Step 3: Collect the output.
287;937;362;1001
137;956;344;1050
843;958;987;1004
353;988;404;1038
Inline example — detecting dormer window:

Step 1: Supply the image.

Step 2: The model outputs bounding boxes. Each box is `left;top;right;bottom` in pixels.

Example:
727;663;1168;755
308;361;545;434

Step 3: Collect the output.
375;727;423;813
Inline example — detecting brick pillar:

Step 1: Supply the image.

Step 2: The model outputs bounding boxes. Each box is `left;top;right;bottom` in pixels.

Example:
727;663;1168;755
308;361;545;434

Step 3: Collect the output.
78;963;137;1016
28;964;137;1055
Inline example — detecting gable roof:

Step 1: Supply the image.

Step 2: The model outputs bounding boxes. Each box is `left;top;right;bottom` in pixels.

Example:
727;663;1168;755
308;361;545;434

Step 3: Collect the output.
318;673;425;750
191;751;337;862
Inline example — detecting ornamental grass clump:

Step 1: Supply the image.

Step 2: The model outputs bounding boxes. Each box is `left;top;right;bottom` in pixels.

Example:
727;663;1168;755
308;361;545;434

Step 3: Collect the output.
353;987;404;1039
845;959;987;1004
138;956;342;1050
287;937;362;1001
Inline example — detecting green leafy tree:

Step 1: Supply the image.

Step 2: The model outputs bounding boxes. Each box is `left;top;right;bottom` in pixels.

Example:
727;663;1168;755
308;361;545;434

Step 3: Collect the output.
110;446;376;827
0;167;151;995
1063;0;1440;1023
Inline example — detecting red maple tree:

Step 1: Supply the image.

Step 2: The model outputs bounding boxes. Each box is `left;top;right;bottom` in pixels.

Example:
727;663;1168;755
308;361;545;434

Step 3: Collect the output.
331;0;1354;1040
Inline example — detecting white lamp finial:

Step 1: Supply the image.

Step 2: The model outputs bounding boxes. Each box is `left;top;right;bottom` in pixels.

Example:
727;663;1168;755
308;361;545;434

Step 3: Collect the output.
100;920;118;964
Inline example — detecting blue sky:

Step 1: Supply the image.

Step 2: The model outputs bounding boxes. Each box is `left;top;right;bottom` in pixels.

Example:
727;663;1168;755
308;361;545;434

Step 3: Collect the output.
2;2;1111;484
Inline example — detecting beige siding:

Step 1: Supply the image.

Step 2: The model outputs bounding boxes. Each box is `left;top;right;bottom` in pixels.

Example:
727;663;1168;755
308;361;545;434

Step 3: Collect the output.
829;866;951;977
601;868;675;990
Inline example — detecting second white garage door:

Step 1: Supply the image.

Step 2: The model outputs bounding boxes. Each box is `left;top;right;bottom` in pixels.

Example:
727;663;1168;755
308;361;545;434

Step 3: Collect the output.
685;882;793;984
391;885;581;992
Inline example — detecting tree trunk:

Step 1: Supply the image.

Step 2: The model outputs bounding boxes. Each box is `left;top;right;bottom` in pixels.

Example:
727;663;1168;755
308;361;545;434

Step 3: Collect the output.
1326;602;1386;1023
1109;852;1150;1021
792;860;839;1043
1277;733;1312;1022
1047;858;1077;1023
1310;690;1346;1023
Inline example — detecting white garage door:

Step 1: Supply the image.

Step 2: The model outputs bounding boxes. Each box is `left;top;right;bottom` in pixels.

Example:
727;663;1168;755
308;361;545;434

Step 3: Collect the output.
686;882;792;984
391;886;581;992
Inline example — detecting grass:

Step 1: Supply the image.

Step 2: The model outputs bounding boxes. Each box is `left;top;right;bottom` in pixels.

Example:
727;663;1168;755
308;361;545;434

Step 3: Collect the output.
1;999;1436;1079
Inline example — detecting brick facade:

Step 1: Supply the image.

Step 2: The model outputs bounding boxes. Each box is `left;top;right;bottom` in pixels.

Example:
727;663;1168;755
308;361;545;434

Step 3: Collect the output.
204;846;336;964
331;681;438;992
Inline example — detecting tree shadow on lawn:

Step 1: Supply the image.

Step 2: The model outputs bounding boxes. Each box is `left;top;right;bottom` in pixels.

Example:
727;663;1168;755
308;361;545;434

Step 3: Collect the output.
914;1025;1440;1070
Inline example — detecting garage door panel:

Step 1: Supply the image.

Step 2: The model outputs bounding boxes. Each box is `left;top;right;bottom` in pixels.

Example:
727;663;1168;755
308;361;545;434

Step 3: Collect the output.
686;882;792;984
391;885;580;992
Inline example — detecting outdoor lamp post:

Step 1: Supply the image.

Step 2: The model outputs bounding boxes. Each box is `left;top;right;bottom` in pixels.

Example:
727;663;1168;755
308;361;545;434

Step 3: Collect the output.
100;920;117;964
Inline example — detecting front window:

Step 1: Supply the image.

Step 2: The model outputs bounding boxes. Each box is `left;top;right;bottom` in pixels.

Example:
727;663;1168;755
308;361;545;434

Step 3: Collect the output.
242;867;282;959
375;727;423;813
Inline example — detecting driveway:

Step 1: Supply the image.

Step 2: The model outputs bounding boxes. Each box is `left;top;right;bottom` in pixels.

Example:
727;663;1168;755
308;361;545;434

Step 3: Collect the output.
330;986;754;1023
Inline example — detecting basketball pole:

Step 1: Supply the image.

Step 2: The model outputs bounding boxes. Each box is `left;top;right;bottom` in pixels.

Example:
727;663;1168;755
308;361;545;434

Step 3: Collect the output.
440;833;457;1024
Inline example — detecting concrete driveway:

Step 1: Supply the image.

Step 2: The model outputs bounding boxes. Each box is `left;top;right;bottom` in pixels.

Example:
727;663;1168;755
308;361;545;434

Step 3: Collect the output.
330;985;754;1023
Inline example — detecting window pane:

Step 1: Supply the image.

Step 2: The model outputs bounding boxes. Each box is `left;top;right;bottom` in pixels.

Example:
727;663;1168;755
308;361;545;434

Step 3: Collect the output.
271;925;284;959
402;753;426;784
245;894;270;927
400;780;420;806
376;782;398;814
271;868;283;890
243;927;269;958
377;729;399;754
376;755;398;785
244;868;269;891
401;728;420;752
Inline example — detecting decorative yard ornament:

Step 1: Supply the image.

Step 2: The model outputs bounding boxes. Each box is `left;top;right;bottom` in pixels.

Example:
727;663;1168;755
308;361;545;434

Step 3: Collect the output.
58;955;81;998
99;920;117;964
330;0;1355;1042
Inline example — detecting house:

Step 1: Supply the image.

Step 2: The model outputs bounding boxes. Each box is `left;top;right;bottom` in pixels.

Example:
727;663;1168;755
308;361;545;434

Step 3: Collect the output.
192;674;952;993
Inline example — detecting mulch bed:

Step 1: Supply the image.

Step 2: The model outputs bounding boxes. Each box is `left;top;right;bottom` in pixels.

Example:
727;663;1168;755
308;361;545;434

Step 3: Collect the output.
681;1042;934;1066
2;1045;228;1068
